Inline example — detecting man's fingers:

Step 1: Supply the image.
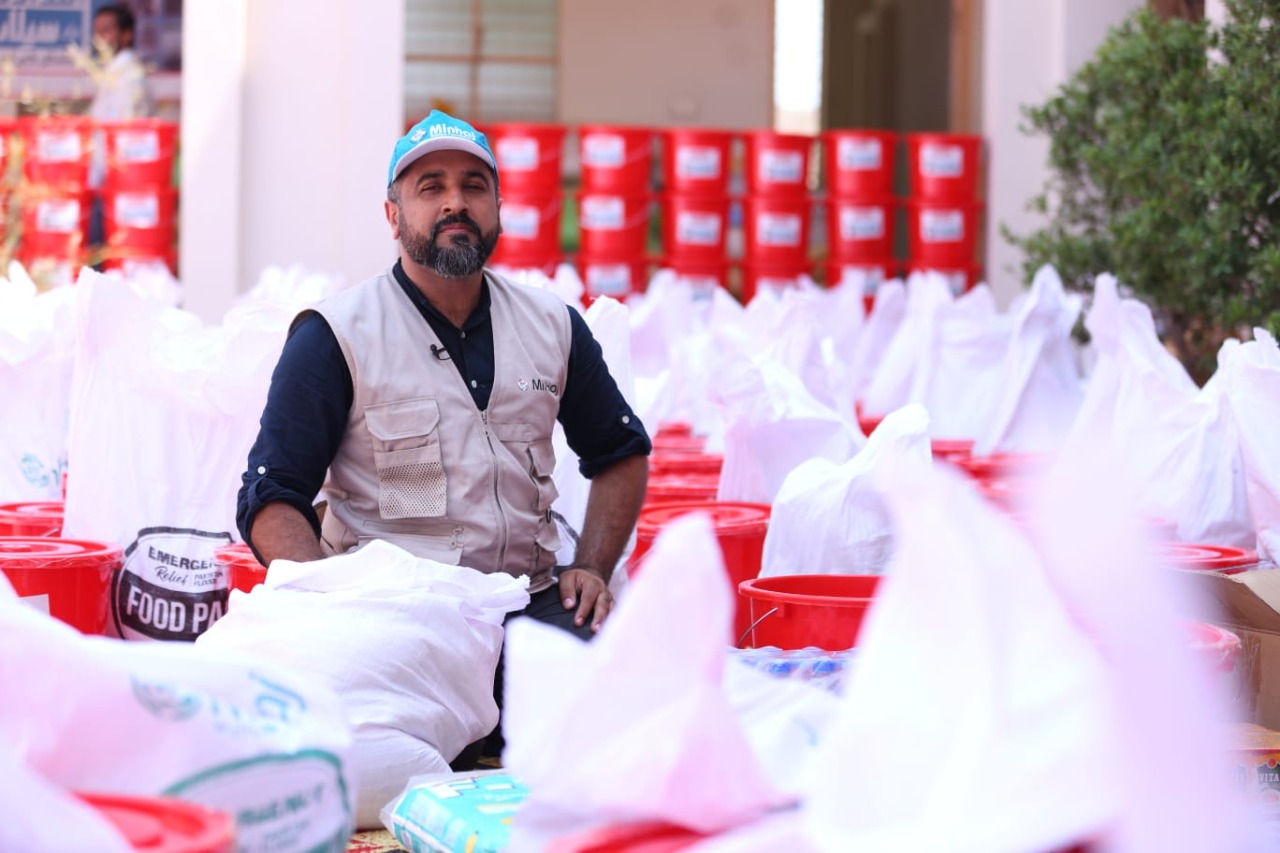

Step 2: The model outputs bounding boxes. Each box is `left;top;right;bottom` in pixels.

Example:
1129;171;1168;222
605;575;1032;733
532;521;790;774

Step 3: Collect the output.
574;581;600;627
559;571;580;610
590;590;612;632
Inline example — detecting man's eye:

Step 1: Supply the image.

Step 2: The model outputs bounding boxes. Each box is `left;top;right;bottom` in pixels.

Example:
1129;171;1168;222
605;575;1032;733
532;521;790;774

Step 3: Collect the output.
466;183;487;192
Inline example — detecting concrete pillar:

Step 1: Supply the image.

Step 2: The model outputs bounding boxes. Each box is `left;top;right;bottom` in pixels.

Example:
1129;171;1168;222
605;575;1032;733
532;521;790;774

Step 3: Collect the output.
179;0;248;323
981;0;1143;306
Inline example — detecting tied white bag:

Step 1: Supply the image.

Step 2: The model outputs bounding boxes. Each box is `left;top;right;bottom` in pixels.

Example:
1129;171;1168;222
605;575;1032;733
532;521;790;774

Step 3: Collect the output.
0;574;357;851
196;540;531;828
760;404;932;578
859;272;952;419
1219;329;1280;561
849;277;906;407
974;265;1084;455
1063;275;1252;547
0;275;76;501
502;514;786;849
924;284;1015;442
63;271;290;641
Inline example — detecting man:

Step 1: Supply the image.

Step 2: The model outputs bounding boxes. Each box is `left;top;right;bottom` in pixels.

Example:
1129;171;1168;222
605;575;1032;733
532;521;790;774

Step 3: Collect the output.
89;4;151;121
237;110;650;639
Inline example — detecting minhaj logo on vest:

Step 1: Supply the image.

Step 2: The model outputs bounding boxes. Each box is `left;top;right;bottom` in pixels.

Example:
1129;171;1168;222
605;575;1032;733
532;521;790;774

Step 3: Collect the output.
517;377;559;394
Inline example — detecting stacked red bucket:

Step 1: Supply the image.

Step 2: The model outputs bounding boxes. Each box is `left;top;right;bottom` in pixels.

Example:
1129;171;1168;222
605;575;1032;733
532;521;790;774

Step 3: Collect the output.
661;128;735;294
741;131;815;303
904;132;985;295
822;129;900;312
98;119;180;275
485;123;566;276
16;116;95;285
575;125;655;302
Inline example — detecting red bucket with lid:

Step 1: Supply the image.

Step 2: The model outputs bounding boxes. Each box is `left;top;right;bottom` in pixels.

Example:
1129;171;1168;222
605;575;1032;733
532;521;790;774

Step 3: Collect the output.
662;194;729;264
649;450;721;475
644;472;721;507
22;187;90;237
744;131;813;197
823;129;899;198
956;452;1049;483
101;119;179;188
103;187;179;232
1185;621;1242;674
743;195;810;266
578;255;651;300
20;116;94;186
577;193;652;258
1160;543;1260;575
0;537;121;634
651;431;708;453
630;502;771;640
78;792;235;852
662;128;734;197
485;123;566;194
906;132;984;200
931;438;974;464
826;197;896;261
213;543;267;595
494;192;562;260
579;126;654;194
0;501;64;537
739;574;882;650
905;200;983;264
655;420;693;438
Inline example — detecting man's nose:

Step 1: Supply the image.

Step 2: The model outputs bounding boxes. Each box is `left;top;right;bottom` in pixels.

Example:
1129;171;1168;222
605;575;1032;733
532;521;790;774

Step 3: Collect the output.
440;184;467;215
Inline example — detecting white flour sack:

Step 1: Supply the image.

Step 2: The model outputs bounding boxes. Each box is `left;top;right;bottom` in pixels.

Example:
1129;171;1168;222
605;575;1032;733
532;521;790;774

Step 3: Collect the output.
62;271;287;641
0;580;357;851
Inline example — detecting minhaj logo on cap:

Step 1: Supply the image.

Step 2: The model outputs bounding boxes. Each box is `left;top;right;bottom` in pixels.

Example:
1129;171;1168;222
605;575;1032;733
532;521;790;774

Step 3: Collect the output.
410;129;426;142
517;377;559;394
430;123;477;141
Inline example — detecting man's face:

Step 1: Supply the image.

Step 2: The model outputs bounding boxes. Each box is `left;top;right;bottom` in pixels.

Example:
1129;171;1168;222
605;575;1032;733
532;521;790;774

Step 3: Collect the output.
93;13;125;54
387;148;501;279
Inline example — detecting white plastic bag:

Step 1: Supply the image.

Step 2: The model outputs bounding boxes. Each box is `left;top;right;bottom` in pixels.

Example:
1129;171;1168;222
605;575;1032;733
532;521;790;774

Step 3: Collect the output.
849;278;906;406
62;270;291;640
760;404;931;578
974;265;1084;455
922;284;1013;441
859;272;952;419
502;514;785;849
1219;329;1280;561
0;575;357;851
195;540;530;827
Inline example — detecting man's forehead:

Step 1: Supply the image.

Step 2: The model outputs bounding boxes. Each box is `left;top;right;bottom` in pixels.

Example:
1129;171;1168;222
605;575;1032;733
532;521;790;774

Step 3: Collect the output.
406;148;494;178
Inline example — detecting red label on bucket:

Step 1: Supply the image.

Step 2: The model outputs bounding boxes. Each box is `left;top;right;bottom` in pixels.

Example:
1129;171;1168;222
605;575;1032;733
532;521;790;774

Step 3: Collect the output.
116;130;161;162
583;133;625;167
497;137;539;171
838;137;882;171
921;209;964;242
677;146;722;180
676;211;722;246
581;196;626;230
585;263;633;295
758;213;803;246
115;527;233;642
37;130;82;162
921;142;964;177
759;150;804;184
502;203;542;240
37;199;82;232
114;192;161;229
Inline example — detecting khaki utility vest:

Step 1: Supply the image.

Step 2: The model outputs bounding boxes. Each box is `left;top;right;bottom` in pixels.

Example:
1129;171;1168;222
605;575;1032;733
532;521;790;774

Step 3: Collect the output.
312;268;570;591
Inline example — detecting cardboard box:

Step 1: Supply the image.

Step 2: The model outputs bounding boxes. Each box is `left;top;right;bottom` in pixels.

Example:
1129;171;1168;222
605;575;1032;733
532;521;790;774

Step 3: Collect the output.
1187;568;1280;730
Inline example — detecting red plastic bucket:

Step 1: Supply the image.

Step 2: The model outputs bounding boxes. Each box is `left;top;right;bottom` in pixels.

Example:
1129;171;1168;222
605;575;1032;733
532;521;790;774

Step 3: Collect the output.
1160;543;1260;575
931;439;974;464
651;431;708;453
1185;622;1242;674
661;128;734;197
78;792;235;852
743;131;813;197
905;200;983;263
577;254;651;299
0;538;121;634
22;187;90;237
743;196;810;266
823;129;899;198
649;449;720;475
903;260;983;296
631;502;771;640
19;116;94;186
741;263;807;304
103;187;178;232
655;420;693;438
101;119;179;188
577;193;652;257
826;197;896;261
578;126;654;194
906;132;984;200
644;472;720;507
0;501;64;537
662;194;729;263
738;574;882;650
956;452;1049;483
213;543;268;595
495;193;562;259
485;123;566;194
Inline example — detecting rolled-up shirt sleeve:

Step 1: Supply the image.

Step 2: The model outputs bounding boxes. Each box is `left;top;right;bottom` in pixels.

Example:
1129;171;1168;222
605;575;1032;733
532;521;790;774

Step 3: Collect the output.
558;306;652;478
236;312;353;547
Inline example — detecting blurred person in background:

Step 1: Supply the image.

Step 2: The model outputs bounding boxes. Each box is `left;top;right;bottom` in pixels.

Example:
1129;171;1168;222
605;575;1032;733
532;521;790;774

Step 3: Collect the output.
237;111;650;749
89;3;152;121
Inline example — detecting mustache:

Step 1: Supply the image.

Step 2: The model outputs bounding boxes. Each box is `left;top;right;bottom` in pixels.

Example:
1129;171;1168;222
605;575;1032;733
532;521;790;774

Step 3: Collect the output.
431;212;481;240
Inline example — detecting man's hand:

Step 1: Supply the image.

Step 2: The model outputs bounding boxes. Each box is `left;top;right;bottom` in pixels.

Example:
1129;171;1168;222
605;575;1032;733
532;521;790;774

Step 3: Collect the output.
558;566;613;632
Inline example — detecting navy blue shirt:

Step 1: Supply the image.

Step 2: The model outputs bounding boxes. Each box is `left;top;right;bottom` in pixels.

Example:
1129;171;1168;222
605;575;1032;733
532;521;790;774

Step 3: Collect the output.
236;261;651;544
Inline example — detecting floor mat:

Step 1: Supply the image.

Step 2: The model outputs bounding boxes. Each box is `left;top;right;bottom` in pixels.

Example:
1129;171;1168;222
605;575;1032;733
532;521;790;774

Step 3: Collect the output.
346;829;406;852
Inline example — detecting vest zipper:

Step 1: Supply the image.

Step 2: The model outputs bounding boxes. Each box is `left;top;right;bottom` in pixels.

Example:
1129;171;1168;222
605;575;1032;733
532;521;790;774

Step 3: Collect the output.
479;409;509;569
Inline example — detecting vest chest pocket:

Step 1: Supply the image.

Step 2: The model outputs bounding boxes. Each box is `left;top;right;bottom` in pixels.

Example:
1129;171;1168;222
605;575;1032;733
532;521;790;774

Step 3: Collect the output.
365;398;447;520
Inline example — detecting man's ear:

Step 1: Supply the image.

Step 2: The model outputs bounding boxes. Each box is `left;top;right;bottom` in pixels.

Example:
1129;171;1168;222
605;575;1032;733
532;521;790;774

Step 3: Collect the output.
384;199;400;240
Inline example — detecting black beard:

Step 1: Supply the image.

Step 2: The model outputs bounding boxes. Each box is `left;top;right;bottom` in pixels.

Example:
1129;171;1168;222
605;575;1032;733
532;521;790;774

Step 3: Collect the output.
401;211;500;279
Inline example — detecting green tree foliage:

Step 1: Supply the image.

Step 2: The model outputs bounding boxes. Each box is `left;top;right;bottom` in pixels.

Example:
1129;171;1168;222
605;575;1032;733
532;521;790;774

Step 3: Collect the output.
1008;2;1280;376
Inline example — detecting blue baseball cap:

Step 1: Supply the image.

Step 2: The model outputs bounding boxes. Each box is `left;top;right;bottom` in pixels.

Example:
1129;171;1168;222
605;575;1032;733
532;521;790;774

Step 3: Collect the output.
388;110;499;188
